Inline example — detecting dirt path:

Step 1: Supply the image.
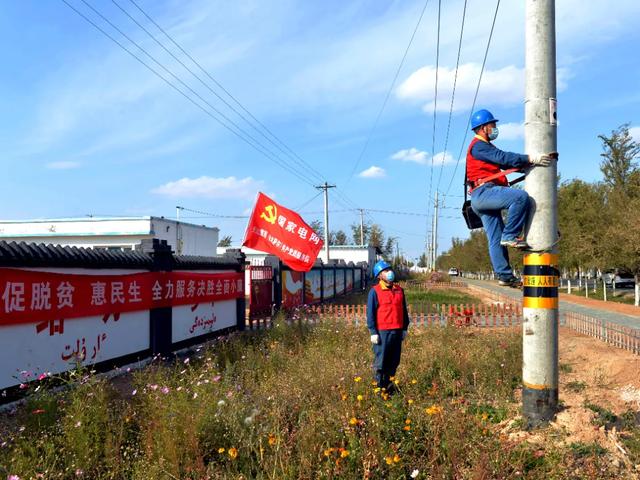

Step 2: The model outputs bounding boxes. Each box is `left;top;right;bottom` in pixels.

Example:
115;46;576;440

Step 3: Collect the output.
559;292;640;317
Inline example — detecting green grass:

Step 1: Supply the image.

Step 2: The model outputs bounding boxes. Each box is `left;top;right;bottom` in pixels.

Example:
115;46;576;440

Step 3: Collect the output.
325;287;480;308
0;318;634;479
564;286;636;305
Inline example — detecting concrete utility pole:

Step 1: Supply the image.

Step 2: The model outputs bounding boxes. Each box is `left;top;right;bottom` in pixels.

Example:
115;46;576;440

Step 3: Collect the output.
431;191;439;270
176;206;181;222
522;0;559;428
316;183;336;264
359;209;365;246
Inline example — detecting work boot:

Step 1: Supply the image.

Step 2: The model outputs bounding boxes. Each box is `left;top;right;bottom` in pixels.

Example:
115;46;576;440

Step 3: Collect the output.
498;276;522;288
500;237;529;249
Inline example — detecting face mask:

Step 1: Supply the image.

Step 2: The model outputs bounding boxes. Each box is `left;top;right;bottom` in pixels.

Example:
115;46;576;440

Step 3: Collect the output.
488;127;499;141
383;270;395;283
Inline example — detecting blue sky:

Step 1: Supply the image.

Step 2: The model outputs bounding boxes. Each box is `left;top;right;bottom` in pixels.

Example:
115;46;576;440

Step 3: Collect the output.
1;0;639;260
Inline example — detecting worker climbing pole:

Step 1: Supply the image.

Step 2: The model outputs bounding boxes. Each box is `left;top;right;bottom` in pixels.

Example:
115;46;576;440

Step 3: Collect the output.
522;0;560;427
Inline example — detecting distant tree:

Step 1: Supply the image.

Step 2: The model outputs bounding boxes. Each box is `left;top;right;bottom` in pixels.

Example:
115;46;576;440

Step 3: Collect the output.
368;224;385;250
350;222;370;245
417;253;429;268
330;230;348;245
598;123;640;194
217;235;232;247
309;220;323;240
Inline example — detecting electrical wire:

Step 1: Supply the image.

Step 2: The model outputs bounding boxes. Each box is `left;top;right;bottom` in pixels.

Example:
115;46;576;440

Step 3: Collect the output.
62;0;319;187
435;0;468;192
114;0;327;185
444;0;502;196
343;0;431;185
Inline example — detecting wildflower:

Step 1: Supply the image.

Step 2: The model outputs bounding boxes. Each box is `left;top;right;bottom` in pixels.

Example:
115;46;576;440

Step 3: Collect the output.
217;400;226;407
149;384;158;391
341;393;347;401
408;399;414;405
37;373;48;381
218;448;225;454
268;434;277;446
161;387;170;395
403;425;411;431
212;375;221;382
75;421;82;428
8;475;21;480
348;417;359;426
405;419;412;424
32;409;45;415
244;416;254;425
385;456;393;465
373;387;381;393
75;469;83;477
340;449;350;458
371;381;377;386
354;376;362;383
228;447;238;459
324;448;334;457
183;358;190;364
411;379;418;385
19;384;27;390
393;454;401;463
193;392;198;399
481;413;489;421
411;469;420;478
357;394;364;402
425;405;443;415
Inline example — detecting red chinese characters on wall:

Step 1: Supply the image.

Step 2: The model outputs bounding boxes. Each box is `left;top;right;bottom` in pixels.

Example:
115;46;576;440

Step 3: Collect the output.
0;268;244;327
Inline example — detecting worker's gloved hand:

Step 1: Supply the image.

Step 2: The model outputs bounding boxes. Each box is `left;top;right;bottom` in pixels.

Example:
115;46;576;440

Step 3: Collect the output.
529;153;557;167
370;334;380;345
402;331;408;340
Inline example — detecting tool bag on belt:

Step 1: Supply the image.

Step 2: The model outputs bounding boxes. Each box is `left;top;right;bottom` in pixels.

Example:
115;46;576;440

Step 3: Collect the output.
461;168;525;230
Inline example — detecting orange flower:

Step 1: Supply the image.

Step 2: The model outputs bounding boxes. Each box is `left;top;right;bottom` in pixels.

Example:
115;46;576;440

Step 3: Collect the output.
268;434;277;446
228;447;238;459
340;449;350;458
425;404;443;415
393;454;401;463
349;417;359;426
385;456;393;465
411;379;418;385
403;425;411;431
218;448;225;454
341;393;348;401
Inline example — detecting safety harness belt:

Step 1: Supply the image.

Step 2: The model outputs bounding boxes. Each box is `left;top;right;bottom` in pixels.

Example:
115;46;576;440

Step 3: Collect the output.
467;167;525;193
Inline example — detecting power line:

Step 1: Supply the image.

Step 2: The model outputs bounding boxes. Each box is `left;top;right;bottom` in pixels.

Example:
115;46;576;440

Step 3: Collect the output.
444;0;502;196
425;0;442;249
116;0;327;185
295;191;323;211
343;0;431;185
117;0;370;227
435;0;468;193
63;0;319;187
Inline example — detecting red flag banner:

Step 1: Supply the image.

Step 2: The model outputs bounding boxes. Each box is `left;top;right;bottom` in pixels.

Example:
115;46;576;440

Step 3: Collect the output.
0;268;244;327
242;192;324;271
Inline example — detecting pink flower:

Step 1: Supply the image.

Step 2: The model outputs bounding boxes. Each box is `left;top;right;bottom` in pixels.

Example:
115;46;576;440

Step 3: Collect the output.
148;384;158;391
183;358;190;364
161;387;170;395
19;384;28;390
212;375;221;382
131;389;137;396
37;373;47;381
8;474;21;480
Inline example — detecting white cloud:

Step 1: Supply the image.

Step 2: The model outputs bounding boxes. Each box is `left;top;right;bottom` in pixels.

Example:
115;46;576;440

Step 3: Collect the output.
46;161;82;170
630;126;640;143
391;148;453;167
391;148;428;165
498;122;525;141
358;166;386;178
151;176;264;199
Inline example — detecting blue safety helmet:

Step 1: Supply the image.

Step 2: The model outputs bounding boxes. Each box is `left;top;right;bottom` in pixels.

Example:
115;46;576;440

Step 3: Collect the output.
373;260;391;278
470;109;499;130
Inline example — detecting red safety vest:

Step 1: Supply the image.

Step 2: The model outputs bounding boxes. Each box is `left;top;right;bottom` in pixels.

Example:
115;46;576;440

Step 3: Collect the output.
373;283;405;330
466;136;509;188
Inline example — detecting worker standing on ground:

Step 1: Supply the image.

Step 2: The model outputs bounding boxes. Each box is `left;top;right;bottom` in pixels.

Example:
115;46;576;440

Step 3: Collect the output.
367;260;410;392
466;109;557;287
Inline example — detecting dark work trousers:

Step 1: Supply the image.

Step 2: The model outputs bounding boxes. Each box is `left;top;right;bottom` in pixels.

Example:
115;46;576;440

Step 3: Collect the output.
372;329;403;389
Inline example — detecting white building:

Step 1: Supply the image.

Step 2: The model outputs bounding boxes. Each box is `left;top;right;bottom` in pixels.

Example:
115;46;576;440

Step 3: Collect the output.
0;217;219;256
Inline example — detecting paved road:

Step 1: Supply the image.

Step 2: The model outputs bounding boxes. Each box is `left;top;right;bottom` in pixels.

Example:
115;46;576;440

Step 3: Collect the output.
465;278;640;329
